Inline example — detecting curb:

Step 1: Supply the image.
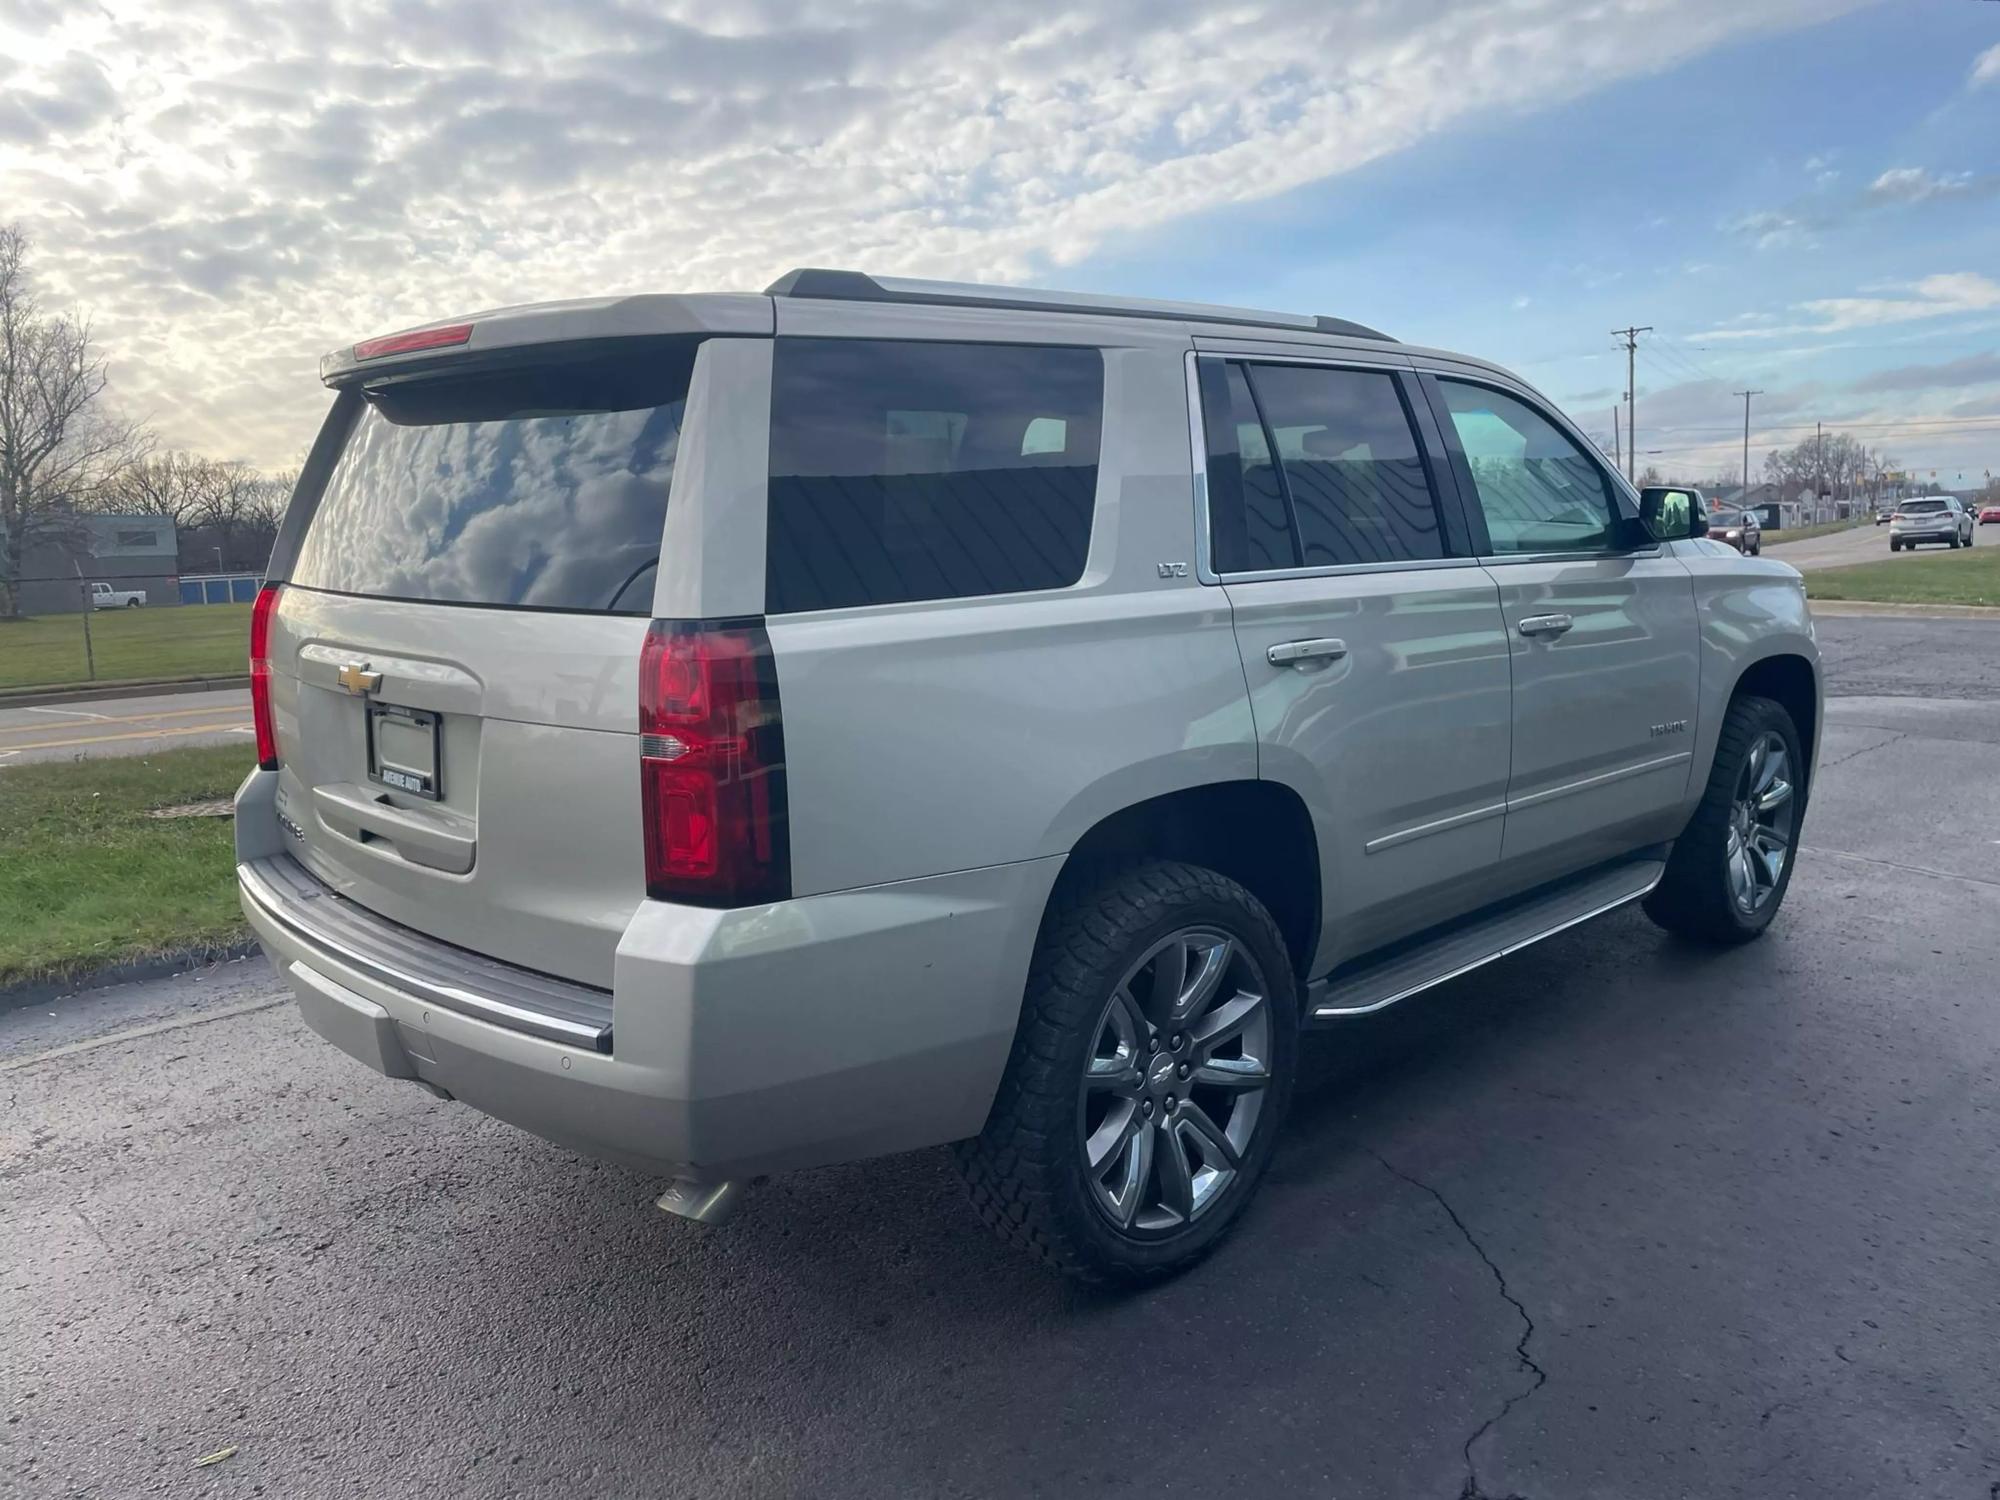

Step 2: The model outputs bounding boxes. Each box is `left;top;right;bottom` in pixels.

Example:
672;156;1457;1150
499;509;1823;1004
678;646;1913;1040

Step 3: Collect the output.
0;675;251;709
0;940;264;1014
1807;600;2000;620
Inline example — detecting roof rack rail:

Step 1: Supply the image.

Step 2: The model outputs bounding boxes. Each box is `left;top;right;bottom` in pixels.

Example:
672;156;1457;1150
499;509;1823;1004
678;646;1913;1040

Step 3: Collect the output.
763;268;1393;342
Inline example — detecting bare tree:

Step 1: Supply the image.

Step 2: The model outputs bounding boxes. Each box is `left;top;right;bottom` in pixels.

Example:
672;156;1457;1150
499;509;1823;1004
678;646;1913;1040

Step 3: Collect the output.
0;223;147;617
102;449;295;572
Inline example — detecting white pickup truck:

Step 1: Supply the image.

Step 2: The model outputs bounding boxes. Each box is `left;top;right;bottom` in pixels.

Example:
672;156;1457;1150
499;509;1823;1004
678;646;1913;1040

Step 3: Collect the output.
89;581;146;609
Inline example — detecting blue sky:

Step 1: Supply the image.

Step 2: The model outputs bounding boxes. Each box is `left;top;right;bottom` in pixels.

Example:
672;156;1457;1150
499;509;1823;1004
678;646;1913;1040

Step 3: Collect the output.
1064;2;2000;487
2;0;1994;483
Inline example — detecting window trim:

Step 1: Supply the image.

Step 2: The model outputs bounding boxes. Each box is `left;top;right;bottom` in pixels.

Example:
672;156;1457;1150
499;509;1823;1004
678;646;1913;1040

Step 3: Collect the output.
1186;350;1476;584
1416;369;1659;565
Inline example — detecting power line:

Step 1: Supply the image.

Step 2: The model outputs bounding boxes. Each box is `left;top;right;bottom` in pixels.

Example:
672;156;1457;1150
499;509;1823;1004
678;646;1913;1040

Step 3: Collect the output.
1637;415;2000;437
1653;332;1727;386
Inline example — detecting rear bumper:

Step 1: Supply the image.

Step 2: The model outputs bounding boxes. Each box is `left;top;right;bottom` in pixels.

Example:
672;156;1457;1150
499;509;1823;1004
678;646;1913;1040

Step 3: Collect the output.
238;779;1061;1182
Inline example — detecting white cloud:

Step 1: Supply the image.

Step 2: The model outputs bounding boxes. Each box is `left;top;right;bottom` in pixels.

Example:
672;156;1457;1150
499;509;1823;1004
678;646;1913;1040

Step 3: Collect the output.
1973;42;2000;88
1703;272;2000;340
1869;166;1978;203
0;0;1870;466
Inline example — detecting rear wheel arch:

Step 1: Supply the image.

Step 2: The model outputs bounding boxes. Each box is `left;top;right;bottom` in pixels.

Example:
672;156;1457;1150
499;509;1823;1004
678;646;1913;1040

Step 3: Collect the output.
1047;781;1321;987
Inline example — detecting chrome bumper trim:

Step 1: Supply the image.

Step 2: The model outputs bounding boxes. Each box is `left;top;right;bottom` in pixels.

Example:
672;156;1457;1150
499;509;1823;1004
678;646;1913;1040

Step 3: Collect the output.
240;854;614;1052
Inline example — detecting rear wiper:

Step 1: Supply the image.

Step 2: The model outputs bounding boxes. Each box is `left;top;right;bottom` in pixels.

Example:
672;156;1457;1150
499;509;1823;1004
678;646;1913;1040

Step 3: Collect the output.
605;558;658;612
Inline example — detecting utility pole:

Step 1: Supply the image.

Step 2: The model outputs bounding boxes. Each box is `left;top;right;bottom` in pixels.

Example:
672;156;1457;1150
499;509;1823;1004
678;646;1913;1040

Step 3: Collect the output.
1815;421;1824;523
1611;404;1621;474
1734;389;1761;506
1612;327;1652;482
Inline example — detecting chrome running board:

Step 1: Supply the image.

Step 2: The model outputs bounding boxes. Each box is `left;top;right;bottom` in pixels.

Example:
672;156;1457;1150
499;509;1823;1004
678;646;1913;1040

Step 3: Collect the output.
1306;857;1666;1021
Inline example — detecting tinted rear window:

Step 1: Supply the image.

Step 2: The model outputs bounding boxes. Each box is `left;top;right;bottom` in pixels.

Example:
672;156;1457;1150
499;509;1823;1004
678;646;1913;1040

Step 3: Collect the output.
1902;500;1946;512
765;339;1104;613
291;341;699;613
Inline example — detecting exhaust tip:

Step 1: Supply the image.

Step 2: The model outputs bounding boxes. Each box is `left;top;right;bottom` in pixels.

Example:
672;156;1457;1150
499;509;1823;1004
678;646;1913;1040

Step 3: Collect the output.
656;1178;745;1226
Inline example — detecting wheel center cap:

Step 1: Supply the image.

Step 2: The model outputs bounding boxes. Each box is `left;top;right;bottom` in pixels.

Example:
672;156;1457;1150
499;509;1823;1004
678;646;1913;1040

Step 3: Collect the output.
1146;1052;1178;1096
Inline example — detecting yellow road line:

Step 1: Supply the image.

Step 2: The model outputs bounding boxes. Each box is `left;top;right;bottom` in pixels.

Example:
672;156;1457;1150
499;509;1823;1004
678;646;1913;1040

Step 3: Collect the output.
0;700;249;730
0;722;251;752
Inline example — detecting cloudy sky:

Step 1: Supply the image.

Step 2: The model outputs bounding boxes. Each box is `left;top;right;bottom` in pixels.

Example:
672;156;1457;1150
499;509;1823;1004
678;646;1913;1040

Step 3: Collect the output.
2;0;1996;487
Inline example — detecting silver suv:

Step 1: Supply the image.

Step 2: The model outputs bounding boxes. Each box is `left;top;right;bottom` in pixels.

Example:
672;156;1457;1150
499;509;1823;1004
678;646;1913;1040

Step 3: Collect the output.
237;271;1820;1281
1889;495;1973;551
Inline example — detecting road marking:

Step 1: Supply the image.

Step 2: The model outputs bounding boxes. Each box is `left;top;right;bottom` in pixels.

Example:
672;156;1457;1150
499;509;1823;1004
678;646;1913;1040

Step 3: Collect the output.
19;705;115;721
0;700;249;733
2;994;287;1074
0;722;252;752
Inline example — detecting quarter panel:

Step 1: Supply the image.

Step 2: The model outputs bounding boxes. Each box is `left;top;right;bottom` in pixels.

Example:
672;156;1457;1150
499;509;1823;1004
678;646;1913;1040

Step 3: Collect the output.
770;586;1256;894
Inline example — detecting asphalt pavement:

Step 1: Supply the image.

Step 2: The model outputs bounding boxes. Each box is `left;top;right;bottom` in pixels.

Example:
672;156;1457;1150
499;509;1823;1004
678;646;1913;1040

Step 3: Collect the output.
0;688;251;767
3;615;1997;1499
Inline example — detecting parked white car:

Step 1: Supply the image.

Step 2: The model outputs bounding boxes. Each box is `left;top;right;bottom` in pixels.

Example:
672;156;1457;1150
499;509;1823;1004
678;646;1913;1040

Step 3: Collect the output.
89;582;146;608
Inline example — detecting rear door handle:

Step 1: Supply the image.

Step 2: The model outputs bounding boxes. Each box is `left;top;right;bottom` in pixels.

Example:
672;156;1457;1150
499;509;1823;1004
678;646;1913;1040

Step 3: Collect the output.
1267;637;1348;668
1517;613;1574;639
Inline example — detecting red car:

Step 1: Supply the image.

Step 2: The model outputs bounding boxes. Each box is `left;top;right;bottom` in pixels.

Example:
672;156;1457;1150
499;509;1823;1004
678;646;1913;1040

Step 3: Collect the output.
1980;505;2000;526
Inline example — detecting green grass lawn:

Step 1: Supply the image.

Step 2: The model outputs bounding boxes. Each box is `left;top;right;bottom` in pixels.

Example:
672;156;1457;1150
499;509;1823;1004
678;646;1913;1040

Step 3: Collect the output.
1764;517;1869;546
0;602;252;693
0;744;254;986
1805;543;2000;608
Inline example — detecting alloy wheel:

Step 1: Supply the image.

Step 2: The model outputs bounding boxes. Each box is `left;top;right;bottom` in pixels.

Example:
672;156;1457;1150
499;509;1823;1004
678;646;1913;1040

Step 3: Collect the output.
1077;928;1273;1235
1726;731;1796;914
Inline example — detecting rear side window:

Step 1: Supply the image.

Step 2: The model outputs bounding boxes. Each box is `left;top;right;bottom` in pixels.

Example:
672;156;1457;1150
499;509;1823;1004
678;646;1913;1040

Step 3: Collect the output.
291;340;699;613
765;339;1103;613
1202;358;1445;572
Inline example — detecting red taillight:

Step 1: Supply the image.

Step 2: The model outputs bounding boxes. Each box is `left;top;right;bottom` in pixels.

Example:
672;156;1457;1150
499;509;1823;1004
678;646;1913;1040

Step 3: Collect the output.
352;322;473;361
249;583;280;770
640;619;789;907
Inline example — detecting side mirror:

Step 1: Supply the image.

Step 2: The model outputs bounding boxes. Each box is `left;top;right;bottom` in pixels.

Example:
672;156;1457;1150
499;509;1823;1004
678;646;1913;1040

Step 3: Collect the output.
1639;486;1705;543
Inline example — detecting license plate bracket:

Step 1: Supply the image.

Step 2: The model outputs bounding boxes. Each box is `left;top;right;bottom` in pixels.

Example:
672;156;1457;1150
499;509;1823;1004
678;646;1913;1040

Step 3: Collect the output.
367;703;442;801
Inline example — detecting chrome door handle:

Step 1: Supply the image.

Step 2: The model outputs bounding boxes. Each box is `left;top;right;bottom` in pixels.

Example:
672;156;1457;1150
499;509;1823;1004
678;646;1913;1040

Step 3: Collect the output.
1517;613;1574;639
1267;637;1348;668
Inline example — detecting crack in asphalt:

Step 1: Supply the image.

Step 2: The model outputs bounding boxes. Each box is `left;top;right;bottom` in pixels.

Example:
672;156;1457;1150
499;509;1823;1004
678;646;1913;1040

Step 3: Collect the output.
1815;729;1909;769
1373;1151;1546;1500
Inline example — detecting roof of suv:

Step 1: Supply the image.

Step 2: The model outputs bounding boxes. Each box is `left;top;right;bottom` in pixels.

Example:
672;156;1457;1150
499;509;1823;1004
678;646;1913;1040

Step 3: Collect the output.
320;270;1414;387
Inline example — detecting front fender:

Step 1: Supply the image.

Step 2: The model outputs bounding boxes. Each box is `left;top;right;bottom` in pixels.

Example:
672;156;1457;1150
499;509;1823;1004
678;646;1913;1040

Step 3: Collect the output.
1673;544;1821;815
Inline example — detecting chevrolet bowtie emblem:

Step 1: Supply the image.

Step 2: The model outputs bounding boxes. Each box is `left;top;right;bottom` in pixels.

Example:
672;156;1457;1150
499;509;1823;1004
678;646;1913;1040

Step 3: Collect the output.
336;662;382;696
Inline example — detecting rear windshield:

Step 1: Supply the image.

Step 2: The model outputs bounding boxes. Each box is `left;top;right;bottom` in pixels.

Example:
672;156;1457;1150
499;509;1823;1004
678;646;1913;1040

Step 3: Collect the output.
291;340;699;613
1902;500;1946;512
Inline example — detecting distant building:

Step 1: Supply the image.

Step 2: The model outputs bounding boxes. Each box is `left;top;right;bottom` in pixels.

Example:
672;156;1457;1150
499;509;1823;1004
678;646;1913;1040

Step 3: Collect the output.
1710;482;1793;527
5;512;180;614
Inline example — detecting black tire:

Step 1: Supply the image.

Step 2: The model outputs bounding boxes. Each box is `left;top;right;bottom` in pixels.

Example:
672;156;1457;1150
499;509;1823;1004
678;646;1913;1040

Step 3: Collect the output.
1949;534;1961;549
1889;540;1900;552
126;598;140;607
1645;694;1804;945
955;859;1299;1283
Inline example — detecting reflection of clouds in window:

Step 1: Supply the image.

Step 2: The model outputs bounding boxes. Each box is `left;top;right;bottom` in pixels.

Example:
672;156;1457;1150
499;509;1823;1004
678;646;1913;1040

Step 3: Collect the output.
295;399;680;611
